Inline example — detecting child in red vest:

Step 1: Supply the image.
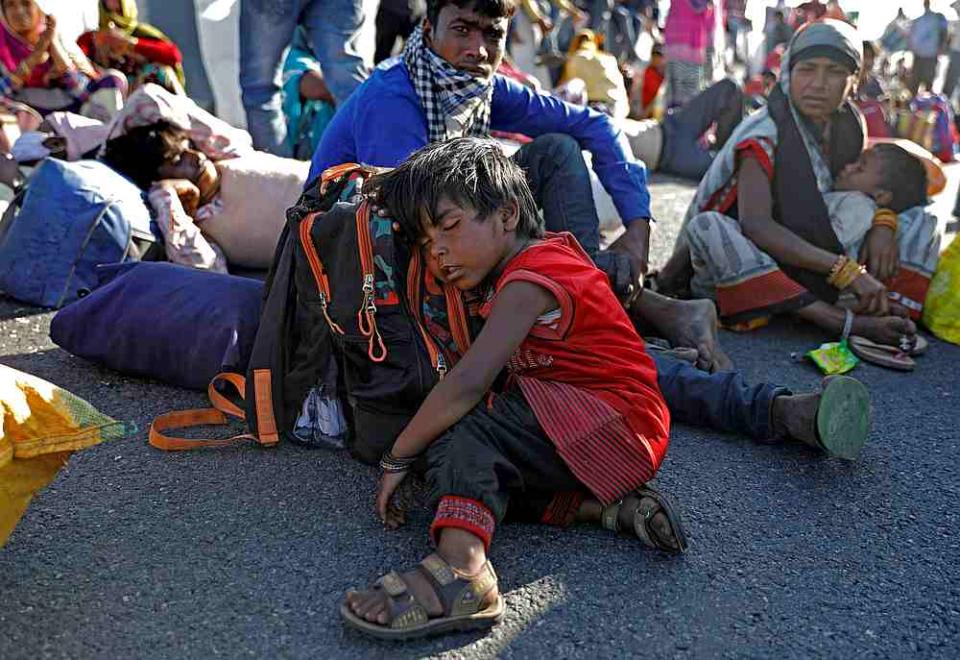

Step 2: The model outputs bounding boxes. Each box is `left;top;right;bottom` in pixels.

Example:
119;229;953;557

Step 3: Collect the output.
340;137;685;640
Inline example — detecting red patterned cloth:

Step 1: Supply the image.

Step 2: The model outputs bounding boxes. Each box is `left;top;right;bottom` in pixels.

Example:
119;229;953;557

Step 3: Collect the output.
431;496;496;551
480;233;670;505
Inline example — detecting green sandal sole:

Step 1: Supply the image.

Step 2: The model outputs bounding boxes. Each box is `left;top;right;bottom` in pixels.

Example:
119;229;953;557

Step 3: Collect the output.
816;376;871;460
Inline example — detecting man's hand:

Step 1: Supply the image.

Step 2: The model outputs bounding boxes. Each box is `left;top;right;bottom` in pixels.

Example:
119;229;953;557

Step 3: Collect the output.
859;225;899;282
608;219;651;279
154;179;201;216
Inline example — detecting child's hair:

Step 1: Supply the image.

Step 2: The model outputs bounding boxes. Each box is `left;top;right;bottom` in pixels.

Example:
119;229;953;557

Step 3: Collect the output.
873;143;928;212
370;137;543;243
426;0;516;27
101;120;188;189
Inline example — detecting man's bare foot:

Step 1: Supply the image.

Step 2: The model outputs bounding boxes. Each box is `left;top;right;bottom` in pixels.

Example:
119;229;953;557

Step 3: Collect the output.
633;293;734;373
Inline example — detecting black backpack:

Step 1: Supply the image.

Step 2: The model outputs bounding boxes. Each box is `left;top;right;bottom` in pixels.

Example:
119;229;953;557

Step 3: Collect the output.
150;164;477;463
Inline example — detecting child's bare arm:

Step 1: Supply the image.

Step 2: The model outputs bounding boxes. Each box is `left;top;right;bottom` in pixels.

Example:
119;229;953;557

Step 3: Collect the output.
390;280;555;459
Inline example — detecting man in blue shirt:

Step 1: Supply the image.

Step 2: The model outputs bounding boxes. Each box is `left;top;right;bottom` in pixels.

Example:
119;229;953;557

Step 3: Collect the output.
310;0;741;374
310;0;655;275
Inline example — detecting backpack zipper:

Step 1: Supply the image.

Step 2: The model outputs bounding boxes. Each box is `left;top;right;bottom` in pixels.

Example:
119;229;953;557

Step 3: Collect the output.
354;199;387;362
298;211;344;335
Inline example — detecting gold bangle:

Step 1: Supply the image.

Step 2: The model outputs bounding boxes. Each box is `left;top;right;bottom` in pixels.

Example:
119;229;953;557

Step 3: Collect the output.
872;208;898;232
872;217;898;232
826;255;850;287
832;260;867;290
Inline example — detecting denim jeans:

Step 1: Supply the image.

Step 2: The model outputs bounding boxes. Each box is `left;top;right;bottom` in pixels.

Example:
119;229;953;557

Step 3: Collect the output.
653;354;789;442
239;0;377;155
943;50;960;102
659;79;743;181
511;133;601;254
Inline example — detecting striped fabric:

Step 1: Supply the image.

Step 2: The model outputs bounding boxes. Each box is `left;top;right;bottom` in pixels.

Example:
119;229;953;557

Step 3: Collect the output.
684;192;942;322
516;377;656;506
540;491;585;527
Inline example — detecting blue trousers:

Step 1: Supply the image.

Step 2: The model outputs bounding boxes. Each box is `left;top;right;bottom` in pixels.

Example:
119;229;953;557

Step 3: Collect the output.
239;0;378;155
511;133;602;254
653;354;788;442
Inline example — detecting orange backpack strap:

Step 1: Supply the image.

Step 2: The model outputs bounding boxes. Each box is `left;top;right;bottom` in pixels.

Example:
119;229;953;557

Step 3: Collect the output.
148;372;277;451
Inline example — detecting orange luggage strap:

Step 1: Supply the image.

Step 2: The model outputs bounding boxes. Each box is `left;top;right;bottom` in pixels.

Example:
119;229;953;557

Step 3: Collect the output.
407;249;447;378
355;199;387;362
299;211;344;335
148;372;279;451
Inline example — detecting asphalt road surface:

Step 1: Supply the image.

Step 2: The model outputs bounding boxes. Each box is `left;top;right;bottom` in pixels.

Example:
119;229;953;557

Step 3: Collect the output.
1;175;958;659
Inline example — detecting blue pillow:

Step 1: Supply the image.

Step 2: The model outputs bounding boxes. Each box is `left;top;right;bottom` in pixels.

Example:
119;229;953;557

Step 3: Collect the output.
50;262;263;390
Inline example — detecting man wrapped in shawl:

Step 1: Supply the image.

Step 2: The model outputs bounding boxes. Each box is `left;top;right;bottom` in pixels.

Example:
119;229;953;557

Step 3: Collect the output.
77;0;185;95
657;20;938;351
0;0;126;119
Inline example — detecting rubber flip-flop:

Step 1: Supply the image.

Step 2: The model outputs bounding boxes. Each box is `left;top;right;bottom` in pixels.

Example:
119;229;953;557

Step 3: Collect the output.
816;376;871;460
847;335;916;372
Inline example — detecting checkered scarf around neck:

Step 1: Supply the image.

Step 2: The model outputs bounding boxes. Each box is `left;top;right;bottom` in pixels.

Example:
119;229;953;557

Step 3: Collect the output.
403;22;493;143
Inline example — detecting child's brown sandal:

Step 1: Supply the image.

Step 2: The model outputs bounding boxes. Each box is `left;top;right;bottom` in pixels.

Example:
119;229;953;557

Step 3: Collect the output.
340;553;505;640
600;485;689;554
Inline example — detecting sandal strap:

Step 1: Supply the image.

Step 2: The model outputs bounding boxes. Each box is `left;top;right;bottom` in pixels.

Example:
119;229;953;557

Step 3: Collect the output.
418;553;498;618
377;570;408;598
600;502;621;532
372;571;431;631
631;496;657;549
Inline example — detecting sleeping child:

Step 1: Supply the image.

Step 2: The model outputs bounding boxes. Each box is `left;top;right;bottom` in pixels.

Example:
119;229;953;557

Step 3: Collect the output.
339;137;686;640
678;143;939;336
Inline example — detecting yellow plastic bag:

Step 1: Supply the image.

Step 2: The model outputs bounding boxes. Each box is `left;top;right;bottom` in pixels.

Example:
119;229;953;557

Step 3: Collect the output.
923;238;960;345
0;365;132;546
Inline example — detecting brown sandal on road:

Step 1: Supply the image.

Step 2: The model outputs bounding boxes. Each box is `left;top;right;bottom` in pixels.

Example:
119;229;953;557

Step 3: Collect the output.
601;485;689;554
340;553;505;640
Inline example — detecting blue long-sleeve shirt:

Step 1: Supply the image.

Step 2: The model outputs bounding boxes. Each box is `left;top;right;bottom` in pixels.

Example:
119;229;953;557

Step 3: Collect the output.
309;59;652;224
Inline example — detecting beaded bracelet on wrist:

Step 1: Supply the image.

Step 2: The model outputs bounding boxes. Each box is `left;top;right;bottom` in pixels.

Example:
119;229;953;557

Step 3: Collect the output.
379;450;420;473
